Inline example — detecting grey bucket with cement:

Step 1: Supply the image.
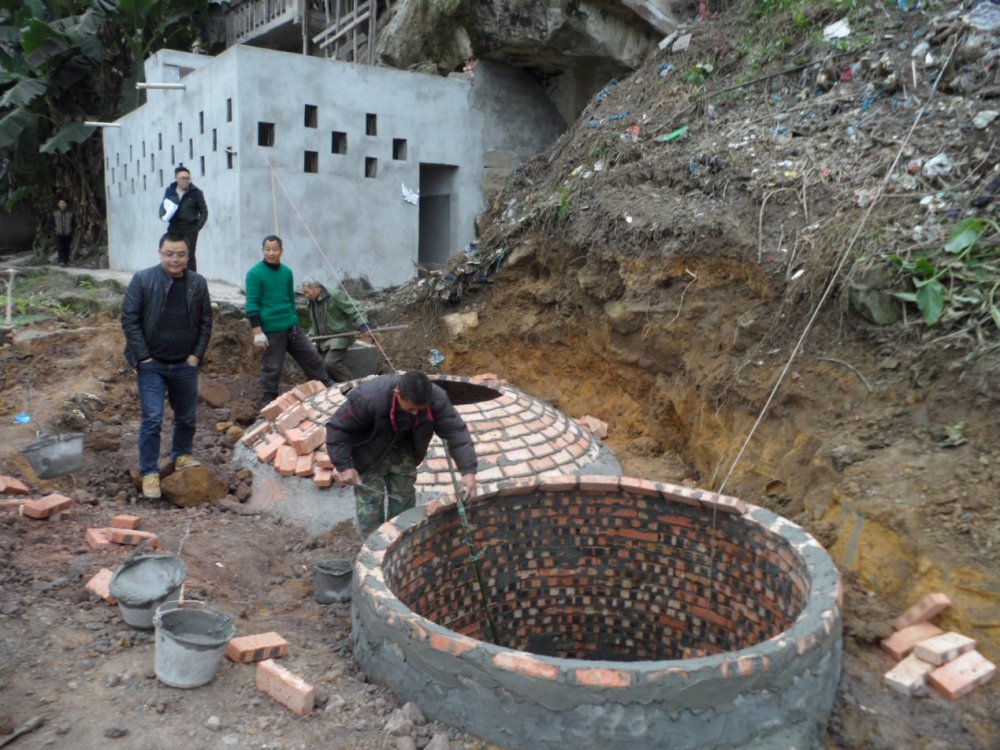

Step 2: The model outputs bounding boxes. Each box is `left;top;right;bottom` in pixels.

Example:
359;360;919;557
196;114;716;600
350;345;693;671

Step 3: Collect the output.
21;432;84;479
313;558;353;603
109;554;187;629
153;600;236;688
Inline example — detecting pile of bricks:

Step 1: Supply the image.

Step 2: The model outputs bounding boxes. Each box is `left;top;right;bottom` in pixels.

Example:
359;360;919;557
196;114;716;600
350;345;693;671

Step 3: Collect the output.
226;632;316;715
85;513;161;551
881;593;996;699
1;474;73;519
240;374;606;500
239;380;337;487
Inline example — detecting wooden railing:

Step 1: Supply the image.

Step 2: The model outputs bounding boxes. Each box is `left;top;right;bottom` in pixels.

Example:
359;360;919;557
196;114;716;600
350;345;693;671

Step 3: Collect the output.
227;0;301;46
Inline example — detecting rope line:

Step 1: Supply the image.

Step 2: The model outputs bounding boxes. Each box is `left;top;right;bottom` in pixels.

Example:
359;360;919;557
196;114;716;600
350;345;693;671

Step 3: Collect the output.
263;154;398;372
715;34;960;496
705;35;963;586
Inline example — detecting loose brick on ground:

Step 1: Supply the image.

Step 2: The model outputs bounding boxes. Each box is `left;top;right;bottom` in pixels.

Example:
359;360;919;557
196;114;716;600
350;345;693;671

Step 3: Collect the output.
0;475;31;494
85;568;117;604
914;632;976;666
313;468;333;488
928;650;997;700
85;527;114;549
22;493;73;519
881;622;944;661
893;592;951;630
884;653;935;696
0;498;27;510
255;659;315;715
109;528;160;548
110;514;140;530
578;415;609;439
226;632;289;663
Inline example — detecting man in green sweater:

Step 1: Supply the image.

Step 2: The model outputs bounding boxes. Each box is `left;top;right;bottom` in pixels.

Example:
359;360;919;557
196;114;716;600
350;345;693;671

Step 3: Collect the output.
245;235;331;407
301;276;370;383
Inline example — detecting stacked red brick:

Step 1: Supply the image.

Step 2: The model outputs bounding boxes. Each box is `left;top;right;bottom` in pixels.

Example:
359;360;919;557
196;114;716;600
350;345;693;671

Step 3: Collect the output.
881;593;996;699
241;374;605;498
240;380;337;487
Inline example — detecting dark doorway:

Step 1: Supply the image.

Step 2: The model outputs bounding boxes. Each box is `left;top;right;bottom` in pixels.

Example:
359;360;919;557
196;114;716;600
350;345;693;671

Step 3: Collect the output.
418;163;457;273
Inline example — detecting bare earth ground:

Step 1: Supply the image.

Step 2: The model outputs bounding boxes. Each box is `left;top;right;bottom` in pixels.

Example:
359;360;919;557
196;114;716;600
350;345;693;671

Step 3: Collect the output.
3;2;1000;748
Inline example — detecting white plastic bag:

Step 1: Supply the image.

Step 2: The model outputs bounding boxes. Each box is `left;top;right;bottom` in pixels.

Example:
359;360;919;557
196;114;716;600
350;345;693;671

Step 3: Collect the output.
161;198;179;223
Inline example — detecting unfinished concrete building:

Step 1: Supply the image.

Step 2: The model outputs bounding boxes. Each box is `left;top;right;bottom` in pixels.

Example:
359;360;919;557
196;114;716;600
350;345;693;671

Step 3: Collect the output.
102;42;564;288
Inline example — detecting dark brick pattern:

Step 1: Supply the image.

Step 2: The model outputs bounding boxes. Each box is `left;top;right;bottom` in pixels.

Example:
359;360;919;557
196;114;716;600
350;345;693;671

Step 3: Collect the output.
383;490;809;661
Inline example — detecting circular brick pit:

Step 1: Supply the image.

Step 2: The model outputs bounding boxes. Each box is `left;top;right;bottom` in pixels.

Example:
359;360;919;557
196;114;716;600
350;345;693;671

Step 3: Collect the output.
353;476;842;750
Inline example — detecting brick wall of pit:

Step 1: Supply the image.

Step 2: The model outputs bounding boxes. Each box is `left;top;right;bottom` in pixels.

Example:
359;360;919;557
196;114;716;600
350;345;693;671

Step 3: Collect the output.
352;480;842;750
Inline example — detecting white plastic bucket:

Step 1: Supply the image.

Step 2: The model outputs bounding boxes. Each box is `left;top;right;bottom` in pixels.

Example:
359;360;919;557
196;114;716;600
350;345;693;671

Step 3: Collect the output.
153;600;235;688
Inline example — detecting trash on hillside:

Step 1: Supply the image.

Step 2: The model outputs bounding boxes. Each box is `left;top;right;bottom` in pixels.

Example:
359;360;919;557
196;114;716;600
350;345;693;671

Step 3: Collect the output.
823;18;851;40
920;194;947;212
426;246;509;303
966;1;1000;31
13;412;31;425
657;125;689;143
606;110;630;122
973;110;998;129
671;34;692;52
594;79;618;105
623;125;640;142
657;63;673;77
428;349;445;367
770;125;792;144
922;153;954;178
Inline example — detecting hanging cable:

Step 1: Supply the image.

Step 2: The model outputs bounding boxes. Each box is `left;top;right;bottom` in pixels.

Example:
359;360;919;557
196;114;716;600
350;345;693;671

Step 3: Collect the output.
263;154;398;372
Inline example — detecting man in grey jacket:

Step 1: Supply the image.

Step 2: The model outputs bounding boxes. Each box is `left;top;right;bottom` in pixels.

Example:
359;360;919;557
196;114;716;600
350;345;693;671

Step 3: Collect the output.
326;371;477;539
121;231;213;499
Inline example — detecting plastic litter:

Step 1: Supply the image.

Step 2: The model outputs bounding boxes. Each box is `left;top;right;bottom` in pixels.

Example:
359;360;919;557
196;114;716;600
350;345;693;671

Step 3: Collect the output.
823;18;851;40
13;412;31;424
973;110;999;130
428;349;445;367
594;79;618;105
657;63;673;77
770;125;792;144
922;153;953;178
966;2;1000;31
656;125;689;142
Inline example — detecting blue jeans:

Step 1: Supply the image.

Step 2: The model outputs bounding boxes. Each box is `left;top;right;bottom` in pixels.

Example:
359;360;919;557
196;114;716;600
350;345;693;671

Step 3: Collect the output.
137;359;199;475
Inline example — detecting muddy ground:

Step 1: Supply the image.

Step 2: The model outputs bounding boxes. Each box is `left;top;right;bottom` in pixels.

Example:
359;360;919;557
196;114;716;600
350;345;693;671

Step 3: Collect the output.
3;0;1000;748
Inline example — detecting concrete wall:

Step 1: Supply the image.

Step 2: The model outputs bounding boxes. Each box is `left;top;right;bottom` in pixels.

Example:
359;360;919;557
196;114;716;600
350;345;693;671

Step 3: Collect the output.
469;60;567;201
105;45;486;290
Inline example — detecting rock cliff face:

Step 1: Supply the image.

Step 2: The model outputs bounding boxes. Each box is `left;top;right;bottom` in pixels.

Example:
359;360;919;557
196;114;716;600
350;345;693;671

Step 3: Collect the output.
378;0;681;121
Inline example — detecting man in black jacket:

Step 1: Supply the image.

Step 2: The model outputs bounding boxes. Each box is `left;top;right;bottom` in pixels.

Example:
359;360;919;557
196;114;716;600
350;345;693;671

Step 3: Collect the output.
121;231;213;499
326;371;478;539
159;165;208;272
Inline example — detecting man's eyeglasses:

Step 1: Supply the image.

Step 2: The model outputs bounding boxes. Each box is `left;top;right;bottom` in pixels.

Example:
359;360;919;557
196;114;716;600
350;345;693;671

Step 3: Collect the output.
160;251;188;259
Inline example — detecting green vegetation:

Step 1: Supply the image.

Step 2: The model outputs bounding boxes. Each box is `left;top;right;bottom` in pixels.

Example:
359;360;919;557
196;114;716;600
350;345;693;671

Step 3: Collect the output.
890;219;1000;344
0;0;223;236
